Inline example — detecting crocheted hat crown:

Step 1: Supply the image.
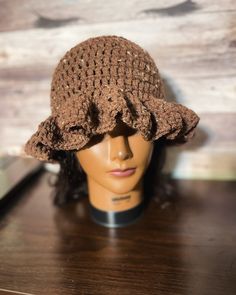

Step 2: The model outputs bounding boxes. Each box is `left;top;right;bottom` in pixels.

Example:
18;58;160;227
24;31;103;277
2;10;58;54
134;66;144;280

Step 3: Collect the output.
25;35;200;162
50;35;164;117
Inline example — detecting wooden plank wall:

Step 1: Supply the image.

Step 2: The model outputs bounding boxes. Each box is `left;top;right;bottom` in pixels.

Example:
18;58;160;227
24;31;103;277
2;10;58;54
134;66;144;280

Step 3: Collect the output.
0;0;235;180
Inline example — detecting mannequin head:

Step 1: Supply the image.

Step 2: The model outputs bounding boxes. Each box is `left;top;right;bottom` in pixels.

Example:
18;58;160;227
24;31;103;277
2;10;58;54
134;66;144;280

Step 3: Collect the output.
75;119;154;212
76;119;153;194
53;131;166;209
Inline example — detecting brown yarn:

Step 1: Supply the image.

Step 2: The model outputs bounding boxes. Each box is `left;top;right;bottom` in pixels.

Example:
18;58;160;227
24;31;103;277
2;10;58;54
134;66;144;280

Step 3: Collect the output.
25;35;200;163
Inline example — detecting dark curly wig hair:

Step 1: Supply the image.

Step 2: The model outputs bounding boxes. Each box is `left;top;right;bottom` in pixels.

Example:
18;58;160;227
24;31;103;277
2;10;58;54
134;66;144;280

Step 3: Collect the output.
52;136;177;208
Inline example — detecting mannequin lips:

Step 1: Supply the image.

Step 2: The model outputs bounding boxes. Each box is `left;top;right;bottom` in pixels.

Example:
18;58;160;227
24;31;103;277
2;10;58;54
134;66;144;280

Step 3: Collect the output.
108;168;136;177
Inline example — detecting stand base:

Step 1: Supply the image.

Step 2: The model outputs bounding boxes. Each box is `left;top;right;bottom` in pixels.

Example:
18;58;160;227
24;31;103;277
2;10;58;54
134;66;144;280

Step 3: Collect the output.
89;202;144;228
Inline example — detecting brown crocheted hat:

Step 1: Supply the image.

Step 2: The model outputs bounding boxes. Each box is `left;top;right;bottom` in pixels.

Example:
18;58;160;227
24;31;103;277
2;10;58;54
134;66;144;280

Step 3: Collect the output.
25;35;200;163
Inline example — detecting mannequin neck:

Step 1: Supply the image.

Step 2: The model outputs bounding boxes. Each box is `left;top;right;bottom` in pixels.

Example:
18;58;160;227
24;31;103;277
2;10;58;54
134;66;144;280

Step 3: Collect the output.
87;177;143;212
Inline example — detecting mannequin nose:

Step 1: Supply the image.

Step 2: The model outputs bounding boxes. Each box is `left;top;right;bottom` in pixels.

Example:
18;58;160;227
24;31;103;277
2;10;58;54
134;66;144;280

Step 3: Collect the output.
109;135;133;161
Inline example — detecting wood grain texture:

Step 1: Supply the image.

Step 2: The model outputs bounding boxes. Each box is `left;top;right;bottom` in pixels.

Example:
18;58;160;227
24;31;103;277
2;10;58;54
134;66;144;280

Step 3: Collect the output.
0;172;236;294
0;0;235;179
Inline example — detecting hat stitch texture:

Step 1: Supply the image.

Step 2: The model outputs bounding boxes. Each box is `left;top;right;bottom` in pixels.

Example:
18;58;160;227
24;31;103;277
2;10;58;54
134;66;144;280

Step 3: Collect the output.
25;35;200;163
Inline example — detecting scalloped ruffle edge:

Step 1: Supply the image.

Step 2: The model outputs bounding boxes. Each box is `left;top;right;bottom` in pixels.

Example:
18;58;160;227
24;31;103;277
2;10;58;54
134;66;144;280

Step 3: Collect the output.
24;89;200;163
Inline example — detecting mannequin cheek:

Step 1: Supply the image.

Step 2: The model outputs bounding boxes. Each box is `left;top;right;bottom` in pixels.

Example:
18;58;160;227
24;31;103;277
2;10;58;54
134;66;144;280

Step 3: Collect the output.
75;151;94;176
139;141;154;174
146;142;154;167
75;150;107;179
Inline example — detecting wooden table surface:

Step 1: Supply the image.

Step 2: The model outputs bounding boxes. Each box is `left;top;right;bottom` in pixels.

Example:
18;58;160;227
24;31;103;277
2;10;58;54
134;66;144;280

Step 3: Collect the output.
0;172;236;295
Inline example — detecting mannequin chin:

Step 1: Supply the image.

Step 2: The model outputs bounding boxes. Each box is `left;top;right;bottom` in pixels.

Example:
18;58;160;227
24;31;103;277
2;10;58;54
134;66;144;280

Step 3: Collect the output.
75;120;154;213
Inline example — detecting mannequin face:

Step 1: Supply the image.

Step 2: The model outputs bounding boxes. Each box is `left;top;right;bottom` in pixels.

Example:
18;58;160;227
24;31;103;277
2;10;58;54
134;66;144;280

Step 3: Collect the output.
75;120;154;195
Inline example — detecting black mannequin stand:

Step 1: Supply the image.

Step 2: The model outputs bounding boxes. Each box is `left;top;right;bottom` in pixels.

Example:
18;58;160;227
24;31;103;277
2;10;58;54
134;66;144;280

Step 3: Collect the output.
89;202;145;228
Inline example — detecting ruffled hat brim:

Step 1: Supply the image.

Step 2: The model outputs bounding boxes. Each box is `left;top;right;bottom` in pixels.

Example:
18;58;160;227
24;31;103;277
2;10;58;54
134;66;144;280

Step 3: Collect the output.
25;88;199;163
